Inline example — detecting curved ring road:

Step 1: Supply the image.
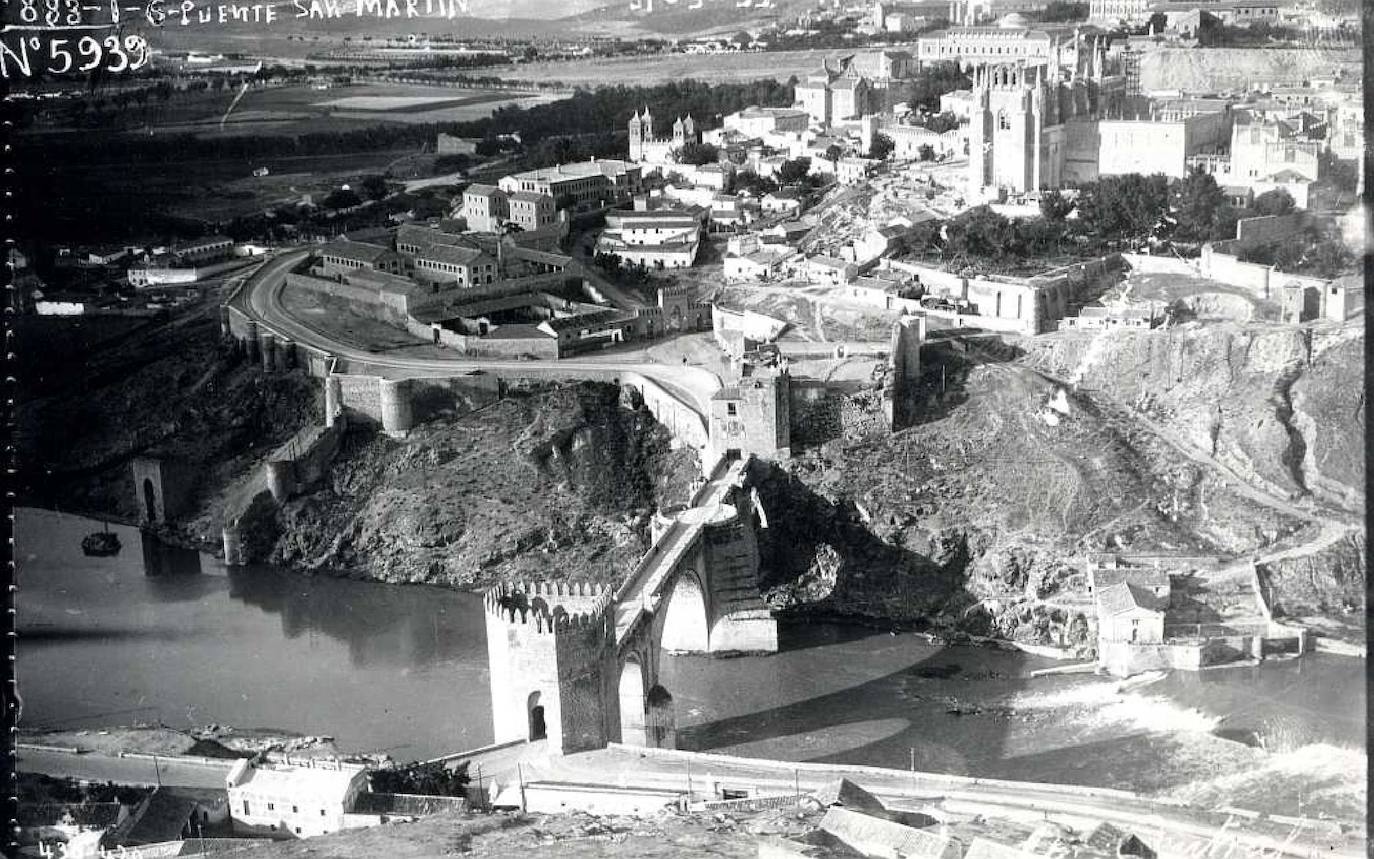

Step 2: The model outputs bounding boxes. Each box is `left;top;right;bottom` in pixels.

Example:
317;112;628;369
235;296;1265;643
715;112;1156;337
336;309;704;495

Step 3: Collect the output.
238;250;723;418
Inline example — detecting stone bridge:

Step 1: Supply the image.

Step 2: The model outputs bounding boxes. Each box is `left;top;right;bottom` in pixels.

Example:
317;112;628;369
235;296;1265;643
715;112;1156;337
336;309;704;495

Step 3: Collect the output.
484;456;778;756
220;256;781;755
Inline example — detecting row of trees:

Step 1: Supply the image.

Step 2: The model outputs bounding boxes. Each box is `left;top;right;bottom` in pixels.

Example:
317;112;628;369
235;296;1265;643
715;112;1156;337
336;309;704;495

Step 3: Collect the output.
923;170;1327;272
28;77;796;169
1045;170;1246;247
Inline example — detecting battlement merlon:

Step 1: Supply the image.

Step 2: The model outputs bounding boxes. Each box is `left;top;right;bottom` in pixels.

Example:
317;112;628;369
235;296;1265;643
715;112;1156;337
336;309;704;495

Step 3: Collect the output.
483;581;615;633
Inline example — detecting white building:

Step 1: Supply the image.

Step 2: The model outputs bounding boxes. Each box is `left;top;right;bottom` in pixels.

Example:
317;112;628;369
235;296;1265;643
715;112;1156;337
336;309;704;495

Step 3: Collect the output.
725;246;794;281
508;191;557;232
723;106;812;137
463;184;510;233
762;190;804;215
597;209;704;269
226;757;370;839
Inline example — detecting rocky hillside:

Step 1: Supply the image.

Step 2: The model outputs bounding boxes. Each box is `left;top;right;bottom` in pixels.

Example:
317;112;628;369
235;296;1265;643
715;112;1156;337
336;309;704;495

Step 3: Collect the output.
755;323;1363;645
15;311;320;520
1023;321;1365;513
184;382;700;588
1139;48;1361;94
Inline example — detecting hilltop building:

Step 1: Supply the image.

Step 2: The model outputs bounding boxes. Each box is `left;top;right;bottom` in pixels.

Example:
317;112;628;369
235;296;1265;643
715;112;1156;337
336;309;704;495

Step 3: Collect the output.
498;159;642;210
966;31;1170;199
597;207;706;269
916;23;1059;69
628;108;701;163
723;106;812;137
462;184;509;233
1186;113;1325;208
796;58;872;127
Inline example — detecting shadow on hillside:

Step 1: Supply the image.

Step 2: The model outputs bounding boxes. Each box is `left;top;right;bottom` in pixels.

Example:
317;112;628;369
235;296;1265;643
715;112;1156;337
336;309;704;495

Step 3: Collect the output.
901;335;1025;429
746;460;977;646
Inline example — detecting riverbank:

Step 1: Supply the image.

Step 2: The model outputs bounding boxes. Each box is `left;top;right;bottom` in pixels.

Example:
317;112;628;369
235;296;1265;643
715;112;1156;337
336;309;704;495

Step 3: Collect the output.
18;724;346;760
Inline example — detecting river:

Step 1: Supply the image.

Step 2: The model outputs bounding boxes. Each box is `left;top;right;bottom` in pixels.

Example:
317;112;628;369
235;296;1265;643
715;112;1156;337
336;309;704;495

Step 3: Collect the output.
15;507;1365;818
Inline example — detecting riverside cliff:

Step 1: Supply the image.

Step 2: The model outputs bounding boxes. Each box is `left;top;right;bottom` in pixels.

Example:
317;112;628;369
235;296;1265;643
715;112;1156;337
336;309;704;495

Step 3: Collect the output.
17;308;1363;644
753;319;1364;646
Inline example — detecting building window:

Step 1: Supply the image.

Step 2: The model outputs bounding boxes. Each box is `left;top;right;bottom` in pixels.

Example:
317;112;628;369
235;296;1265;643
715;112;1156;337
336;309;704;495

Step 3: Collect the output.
293;806;298;813
267;803;275;811
321;810;327;817
727;403;738;416
295;827;302;835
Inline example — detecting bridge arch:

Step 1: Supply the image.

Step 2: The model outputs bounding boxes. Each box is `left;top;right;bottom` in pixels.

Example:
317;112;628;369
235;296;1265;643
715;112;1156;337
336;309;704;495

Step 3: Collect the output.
617;656;649;747
658;569;710;653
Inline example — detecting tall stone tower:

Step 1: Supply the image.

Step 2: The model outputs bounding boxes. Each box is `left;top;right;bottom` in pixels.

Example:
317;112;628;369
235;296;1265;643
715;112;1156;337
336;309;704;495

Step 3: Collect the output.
968;67;994;200
629;107;658;161
967;63;1037;201
672;115;699;149
484;582;616;755
628;109;644;161
707;364;791;463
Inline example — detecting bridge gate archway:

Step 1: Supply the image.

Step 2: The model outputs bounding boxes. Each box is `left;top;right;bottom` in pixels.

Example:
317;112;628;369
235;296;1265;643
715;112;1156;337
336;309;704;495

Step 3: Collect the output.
657;568;711;653
617;655;649;747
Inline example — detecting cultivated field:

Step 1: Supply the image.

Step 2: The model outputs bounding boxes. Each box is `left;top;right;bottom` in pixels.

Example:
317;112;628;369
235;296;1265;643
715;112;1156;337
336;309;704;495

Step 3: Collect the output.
499;48;846;86
129;83;556;138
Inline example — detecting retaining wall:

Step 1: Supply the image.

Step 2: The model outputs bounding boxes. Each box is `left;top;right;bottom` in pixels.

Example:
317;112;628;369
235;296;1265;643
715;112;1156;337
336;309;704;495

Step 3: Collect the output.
287;272;413;324
621;371;709;454
1200;243;1276;298
1121;253;1199;276
265;422;345;503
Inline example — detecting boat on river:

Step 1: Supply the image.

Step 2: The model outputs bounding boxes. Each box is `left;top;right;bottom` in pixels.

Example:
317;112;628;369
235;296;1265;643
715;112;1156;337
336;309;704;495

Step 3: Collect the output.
81;526;121;557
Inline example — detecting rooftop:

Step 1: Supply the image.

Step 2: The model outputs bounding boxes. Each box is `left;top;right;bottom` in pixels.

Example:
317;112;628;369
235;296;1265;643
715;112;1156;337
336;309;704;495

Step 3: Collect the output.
226;759;366;803
465;183;506;198
317;239;394;264
417;243;487;266
1096;582;1167;616
509;159;637;185
540;308;629;332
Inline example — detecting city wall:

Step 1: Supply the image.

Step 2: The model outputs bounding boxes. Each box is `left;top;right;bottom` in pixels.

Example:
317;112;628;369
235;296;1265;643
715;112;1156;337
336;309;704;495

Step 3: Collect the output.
880;255;1125;335
287;272;414;325
222;304;333;377
1201;241;1334;309
265;422;346;504
326;371;503;437
620;372;710;454
1200;243;1277;298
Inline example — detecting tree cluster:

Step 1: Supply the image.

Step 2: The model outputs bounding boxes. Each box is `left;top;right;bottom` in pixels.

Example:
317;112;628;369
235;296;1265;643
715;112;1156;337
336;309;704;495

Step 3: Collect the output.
1026;0;1088;21
867;133;895;161
1237;217;1352;278
920;112;960;135
899;62;972;112
733;170;779;197
676;141;721;165
369;762;471;797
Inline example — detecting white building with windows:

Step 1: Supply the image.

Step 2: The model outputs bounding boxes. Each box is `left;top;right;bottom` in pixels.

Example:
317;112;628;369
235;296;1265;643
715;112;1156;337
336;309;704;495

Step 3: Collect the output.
226;757;370;839
597;209;704;269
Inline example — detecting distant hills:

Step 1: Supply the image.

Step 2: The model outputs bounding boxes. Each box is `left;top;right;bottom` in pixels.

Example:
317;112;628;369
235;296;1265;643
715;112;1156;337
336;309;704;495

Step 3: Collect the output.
563;0;813;36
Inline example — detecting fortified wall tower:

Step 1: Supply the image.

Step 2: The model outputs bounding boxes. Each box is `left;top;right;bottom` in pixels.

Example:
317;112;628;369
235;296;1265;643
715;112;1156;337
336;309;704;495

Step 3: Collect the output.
484;582;616;755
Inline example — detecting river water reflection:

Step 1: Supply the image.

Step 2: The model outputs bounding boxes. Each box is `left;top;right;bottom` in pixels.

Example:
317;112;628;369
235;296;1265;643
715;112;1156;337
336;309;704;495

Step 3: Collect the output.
17;507;1365;814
